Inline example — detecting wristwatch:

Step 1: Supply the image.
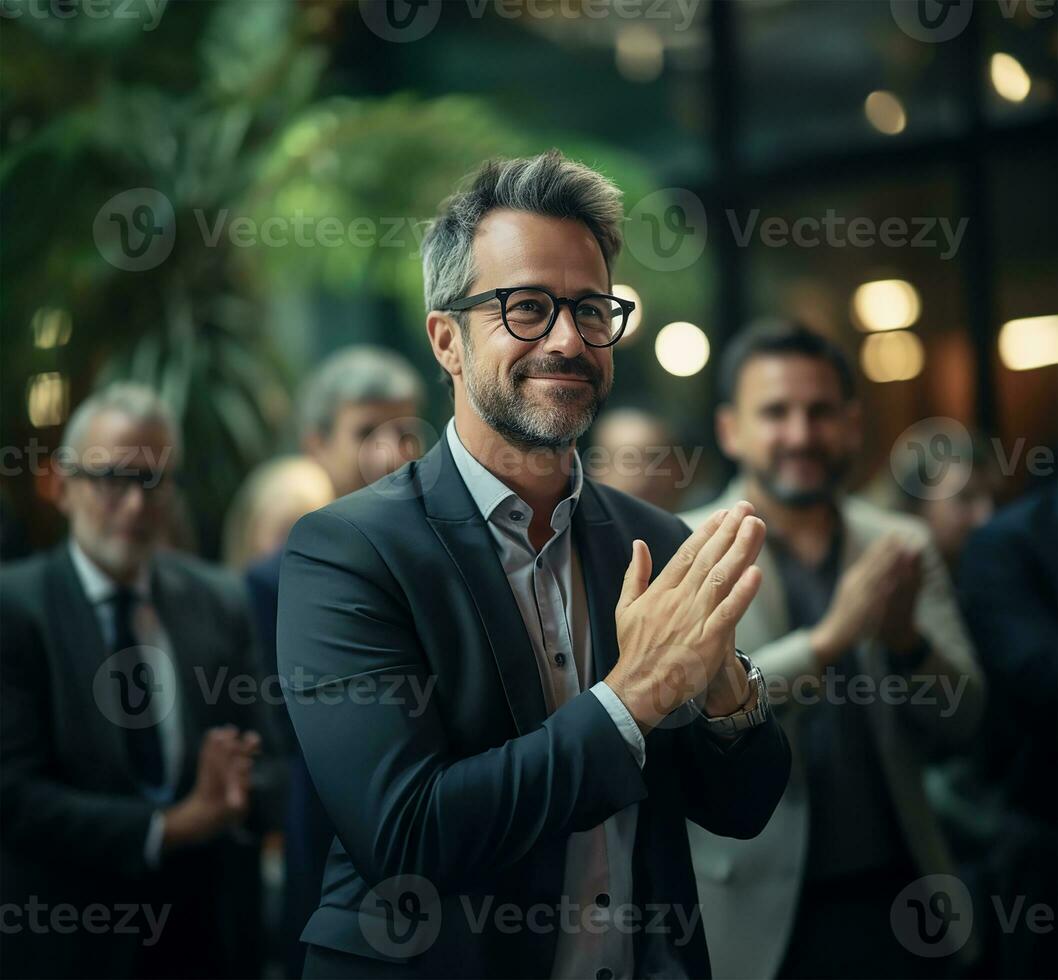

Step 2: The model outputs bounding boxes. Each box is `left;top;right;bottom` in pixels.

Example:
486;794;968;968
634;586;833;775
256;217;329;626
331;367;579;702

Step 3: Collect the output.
701;650;769;736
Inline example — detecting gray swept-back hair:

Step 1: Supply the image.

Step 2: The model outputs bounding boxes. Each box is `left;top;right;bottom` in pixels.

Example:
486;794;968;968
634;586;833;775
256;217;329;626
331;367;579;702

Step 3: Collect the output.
62;382;182;463
421;150;625;394
298;344;424;440
421;149;625;314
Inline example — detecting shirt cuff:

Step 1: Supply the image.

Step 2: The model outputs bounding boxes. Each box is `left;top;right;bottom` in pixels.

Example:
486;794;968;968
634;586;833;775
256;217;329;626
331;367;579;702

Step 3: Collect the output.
144;810;166;869
590;681;646;769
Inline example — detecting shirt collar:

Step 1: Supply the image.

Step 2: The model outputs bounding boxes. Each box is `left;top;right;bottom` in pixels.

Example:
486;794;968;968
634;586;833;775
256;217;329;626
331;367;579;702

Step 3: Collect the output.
67;537;151;605
445;419;583;530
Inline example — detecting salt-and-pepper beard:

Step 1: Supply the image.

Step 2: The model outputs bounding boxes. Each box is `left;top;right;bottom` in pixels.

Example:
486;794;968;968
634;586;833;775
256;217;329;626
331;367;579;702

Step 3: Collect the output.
461;334;610;451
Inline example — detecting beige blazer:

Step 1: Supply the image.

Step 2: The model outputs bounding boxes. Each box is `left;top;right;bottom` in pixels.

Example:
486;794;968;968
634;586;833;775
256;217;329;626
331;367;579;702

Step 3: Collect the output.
681;481;984;979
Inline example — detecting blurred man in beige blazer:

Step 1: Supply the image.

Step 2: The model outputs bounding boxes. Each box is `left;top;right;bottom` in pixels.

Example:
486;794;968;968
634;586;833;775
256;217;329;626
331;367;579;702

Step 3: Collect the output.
682;321;984;980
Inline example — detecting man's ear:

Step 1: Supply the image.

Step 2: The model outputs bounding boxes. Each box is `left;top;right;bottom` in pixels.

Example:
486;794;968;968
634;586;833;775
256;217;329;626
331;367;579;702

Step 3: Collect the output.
426;311;463;381
715;403;740;460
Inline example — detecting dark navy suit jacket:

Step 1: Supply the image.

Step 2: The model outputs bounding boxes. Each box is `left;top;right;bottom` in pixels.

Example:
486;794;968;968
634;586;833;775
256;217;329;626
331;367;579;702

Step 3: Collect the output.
277;435;790;978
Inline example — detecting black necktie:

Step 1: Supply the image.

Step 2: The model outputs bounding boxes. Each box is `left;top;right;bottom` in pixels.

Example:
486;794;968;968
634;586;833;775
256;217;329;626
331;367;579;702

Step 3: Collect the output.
110;588;166;793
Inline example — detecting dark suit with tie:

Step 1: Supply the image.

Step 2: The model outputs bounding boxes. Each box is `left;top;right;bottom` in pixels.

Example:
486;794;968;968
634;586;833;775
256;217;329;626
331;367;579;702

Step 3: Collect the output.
276;435;791;979
0;545;284;980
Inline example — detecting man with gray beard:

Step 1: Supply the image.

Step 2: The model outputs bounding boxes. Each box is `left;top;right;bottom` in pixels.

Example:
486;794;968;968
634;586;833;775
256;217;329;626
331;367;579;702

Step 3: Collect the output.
278;151;790;979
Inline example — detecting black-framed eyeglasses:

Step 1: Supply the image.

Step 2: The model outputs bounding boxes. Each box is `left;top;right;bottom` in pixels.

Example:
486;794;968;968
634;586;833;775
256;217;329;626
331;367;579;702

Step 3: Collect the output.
69;466;174;503
443;286;635;348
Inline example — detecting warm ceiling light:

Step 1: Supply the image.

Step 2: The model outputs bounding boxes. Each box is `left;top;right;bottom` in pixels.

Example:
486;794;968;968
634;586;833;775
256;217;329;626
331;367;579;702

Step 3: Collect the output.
613;284;643;339
860;332;925;383
615;25;664;83
864;90;906;135
31;307;73;349
990;53;1031;103
851;279;922;332
655;321;709;377
998;315;1058;371
26;372;69;427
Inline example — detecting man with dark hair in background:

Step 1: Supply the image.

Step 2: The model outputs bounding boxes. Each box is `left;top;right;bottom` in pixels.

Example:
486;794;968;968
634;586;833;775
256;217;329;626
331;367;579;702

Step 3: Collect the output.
682;321;984;980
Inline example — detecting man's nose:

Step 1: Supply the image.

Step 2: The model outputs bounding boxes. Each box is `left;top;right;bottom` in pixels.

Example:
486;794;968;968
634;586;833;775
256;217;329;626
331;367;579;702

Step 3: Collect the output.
542;305;587;359
119;482;147;517
783;413;814;446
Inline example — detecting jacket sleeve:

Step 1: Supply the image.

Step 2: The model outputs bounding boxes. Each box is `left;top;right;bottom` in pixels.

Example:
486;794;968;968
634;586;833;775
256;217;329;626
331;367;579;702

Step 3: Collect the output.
277;509;648;894
0;587;156;876
670;708;791;839
959;514;1057;708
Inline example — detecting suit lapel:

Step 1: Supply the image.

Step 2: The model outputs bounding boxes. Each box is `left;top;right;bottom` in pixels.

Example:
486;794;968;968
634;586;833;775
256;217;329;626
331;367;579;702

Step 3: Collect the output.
46;546;130;779
572;481;624;685
422;438;548;735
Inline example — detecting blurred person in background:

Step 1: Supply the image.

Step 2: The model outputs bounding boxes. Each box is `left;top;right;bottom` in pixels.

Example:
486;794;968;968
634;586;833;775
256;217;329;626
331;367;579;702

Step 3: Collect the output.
590;406;689;512
682;321;984;980
222;455;334;570
241;344;425;979
296;343;426;500
956;481;1057;979
0;382;283;980
893;431;998;574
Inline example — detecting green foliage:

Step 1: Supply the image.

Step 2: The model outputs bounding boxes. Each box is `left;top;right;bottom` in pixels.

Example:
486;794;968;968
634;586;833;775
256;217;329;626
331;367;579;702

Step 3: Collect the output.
1;0;711;554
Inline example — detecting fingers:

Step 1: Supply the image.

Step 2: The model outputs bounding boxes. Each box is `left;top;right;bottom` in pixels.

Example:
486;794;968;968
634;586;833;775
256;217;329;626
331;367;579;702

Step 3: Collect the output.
705;564;763;635
239;731;262;756
616;539;653;618
653;507;729;592
696;514;767;610
684;501;755;593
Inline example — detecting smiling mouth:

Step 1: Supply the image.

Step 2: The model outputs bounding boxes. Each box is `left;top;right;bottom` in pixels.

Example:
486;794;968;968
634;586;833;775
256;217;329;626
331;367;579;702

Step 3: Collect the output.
526;375;593;384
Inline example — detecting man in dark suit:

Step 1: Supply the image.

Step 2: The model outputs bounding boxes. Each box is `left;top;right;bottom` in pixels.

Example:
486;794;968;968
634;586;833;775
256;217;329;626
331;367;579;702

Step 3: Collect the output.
1;383;282;980
958;483;1057;978
278;151;791;979
244;344;425;978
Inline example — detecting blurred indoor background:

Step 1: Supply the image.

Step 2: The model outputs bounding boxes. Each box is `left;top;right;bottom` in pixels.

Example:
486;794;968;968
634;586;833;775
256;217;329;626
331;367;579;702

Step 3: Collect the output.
2;0;1056;559
2;6;1057;980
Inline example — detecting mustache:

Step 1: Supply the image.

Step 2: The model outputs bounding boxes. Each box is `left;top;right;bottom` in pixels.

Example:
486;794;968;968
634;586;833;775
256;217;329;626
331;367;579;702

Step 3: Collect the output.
773;449;833;464
511;355;602;386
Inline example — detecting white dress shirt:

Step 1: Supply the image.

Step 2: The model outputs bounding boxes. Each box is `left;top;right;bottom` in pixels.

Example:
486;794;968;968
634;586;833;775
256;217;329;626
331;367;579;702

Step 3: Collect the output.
67;538;183;867
446;421;651;980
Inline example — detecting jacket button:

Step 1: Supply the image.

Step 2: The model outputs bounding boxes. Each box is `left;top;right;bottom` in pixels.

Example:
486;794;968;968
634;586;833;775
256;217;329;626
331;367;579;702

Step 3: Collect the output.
595;892;610;908
597;970;613;980
554;653;567;667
